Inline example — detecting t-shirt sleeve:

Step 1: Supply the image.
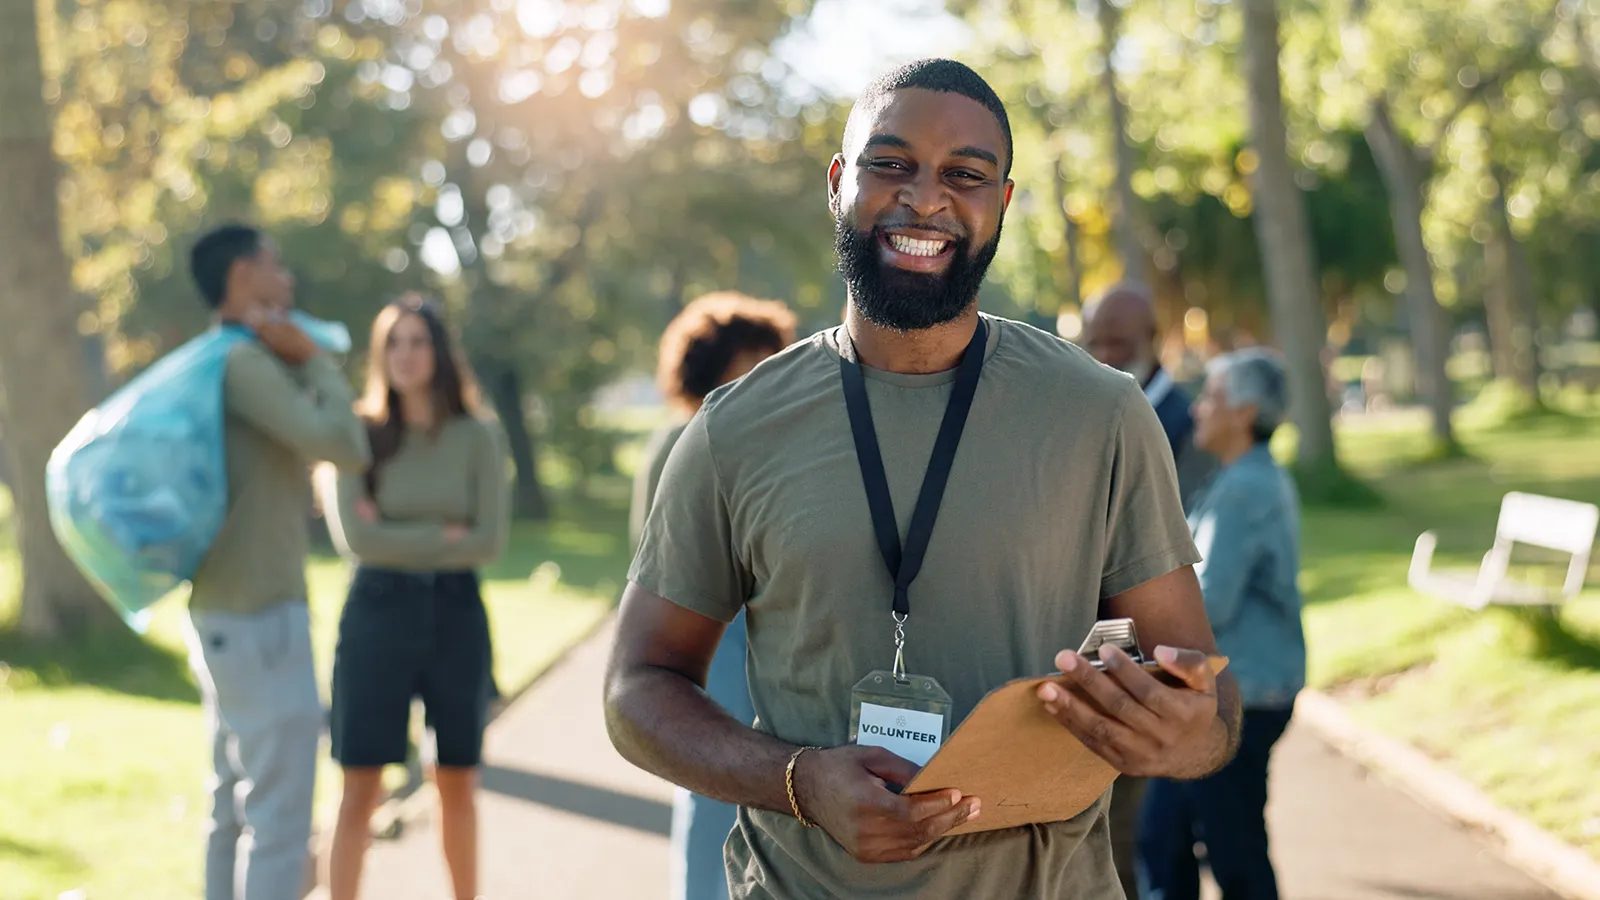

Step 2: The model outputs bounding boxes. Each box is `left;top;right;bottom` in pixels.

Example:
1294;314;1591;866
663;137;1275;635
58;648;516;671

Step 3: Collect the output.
628;424;682;549
1100;380;1203;598
627;411;749;623
224;344;371;470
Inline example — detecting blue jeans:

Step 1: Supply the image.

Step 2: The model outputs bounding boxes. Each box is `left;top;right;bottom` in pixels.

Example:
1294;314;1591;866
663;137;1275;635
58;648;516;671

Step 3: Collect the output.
1137;707;1294;900
671;610;754;900
186;601;322;900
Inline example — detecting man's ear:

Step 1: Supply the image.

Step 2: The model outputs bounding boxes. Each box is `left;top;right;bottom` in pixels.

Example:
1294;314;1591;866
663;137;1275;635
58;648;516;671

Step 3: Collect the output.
827;155;846;213
1002;179;1016;212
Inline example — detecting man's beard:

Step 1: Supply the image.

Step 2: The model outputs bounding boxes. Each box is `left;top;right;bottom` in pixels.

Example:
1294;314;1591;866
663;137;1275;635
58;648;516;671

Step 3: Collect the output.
834;211;1002;332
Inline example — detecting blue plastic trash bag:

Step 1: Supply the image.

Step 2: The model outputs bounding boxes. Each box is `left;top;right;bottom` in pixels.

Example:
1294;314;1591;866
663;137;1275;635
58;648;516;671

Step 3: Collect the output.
45;311;352;631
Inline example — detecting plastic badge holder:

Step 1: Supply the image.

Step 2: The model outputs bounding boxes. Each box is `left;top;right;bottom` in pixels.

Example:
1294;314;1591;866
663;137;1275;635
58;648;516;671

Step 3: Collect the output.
45;311;350;631
848;670;953;777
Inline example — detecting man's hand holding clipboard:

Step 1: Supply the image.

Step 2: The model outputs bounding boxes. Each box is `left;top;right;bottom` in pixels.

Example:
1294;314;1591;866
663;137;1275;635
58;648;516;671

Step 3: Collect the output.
1038;642;1230;780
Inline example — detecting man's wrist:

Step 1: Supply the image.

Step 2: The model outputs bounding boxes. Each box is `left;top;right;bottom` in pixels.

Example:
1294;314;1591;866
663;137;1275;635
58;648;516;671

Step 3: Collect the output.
1154;713;1232;781
786;746;821;827
1201;713;1232;774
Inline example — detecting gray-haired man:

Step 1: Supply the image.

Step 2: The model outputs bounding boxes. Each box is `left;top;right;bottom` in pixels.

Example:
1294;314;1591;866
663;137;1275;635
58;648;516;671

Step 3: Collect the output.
1082;283;1218;898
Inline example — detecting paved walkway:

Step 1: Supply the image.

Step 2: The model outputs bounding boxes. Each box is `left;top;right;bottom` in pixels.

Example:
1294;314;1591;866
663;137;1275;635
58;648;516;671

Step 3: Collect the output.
361;620;1561;900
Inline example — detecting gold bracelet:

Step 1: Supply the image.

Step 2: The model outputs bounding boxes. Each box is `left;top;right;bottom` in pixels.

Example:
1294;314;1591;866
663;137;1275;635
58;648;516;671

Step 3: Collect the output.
785;746;821;828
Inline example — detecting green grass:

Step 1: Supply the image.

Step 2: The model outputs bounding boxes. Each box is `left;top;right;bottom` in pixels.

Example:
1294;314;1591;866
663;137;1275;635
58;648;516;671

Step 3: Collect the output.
0;476;634;900
1295;405;1600;860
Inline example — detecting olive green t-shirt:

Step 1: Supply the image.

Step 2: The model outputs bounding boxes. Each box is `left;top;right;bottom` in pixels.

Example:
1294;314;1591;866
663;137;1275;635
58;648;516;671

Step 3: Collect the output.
321;415;510;571
190;344;371;614
629;314;1200;899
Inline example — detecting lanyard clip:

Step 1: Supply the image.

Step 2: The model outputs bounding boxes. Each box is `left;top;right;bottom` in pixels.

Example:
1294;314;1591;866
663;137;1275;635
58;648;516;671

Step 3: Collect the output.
891;611;908;681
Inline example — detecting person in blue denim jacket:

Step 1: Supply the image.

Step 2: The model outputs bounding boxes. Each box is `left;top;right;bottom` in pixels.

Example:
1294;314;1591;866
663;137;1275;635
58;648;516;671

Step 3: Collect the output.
630;292;797;900
1137;347;1306;900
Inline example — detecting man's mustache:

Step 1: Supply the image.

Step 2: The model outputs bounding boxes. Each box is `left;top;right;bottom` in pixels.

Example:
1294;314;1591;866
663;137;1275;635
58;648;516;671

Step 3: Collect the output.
867;217;968;243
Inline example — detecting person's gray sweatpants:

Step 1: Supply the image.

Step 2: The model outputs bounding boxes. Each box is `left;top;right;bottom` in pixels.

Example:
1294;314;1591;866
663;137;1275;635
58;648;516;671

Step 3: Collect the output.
186;600;322;900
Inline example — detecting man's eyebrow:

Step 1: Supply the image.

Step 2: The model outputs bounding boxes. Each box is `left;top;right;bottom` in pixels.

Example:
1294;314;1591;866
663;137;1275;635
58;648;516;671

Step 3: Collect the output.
859;135;1001;169
861;134;911;153
952;145;1000;168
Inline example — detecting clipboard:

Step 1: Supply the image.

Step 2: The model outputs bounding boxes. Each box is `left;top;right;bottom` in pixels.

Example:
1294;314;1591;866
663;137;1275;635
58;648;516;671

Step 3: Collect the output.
900;619;1229;836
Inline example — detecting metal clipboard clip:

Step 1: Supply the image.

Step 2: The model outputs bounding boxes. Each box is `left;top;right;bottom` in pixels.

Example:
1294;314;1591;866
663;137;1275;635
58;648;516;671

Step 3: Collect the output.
1076;617;1218;686
1078;617;1146;664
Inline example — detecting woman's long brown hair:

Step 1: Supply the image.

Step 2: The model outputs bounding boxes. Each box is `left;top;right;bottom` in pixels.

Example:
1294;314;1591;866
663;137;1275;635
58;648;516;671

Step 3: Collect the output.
356;293;481;492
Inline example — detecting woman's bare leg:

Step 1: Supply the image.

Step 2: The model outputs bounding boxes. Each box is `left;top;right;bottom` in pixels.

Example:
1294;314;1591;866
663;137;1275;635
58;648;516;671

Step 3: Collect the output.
326;767;386;900
432;765;479;900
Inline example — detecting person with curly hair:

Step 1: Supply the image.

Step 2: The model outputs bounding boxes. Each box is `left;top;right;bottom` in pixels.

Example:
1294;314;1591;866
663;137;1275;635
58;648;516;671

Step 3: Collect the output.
630;290;798;900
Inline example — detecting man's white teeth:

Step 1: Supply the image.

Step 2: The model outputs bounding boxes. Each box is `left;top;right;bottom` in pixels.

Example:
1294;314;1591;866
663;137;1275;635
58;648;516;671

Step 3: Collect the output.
888;235;949;257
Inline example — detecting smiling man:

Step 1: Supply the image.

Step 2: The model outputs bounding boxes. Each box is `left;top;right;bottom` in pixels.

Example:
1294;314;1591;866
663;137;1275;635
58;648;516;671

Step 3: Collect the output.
605;59;1242;898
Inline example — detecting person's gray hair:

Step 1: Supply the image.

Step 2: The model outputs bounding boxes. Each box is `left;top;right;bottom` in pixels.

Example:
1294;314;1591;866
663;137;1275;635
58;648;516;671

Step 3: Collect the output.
1207;347;1289;443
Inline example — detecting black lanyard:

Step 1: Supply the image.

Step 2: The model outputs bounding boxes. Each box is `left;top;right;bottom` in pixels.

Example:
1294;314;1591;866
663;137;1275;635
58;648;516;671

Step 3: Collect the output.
839;318;988;620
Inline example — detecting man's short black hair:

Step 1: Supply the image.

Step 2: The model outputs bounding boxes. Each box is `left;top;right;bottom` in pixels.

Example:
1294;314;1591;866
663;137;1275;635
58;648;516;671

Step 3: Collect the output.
190;224;262;308
845;58;1014;178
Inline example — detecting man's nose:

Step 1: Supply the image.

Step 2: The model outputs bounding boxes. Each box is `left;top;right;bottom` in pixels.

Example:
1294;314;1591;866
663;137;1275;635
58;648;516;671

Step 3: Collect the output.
897;170;952;219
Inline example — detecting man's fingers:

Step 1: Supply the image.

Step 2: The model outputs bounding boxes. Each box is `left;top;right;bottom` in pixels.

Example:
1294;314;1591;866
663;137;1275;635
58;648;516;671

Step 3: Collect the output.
1154;645;1216;693
904;788;964;822
1038;683;1152;768
1088;646;1167;729
911;794;980;845
1045;649;1162;733
857;746;921;791
1100;651;1182;718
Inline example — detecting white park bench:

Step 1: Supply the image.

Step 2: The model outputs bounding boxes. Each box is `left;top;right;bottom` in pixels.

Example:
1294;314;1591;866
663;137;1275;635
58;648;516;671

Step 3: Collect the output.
1408;491;1599;611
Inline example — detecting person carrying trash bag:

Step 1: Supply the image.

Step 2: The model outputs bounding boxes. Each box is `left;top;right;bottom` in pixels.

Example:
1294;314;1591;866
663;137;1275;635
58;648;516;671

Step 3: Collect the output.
47;223;371;900
185;225;370;900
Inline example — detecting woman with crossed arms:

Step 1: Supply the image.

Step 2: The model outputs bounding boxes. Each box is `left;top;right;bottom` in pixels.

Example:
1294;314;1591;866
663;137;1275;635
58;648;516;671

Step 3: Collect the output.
319;294;509;900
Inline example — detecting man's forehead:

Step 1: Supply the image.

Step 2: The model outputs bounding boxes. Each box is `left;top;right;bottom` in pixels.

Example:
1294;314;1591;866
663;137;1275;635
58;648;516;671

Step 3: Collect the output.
845;88;1006;160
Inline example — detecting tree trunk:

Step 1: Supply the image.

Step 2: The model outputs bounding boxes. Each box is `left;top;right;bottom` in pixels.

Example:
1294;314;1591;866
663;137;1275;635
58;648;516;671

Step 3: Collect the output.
665;258;689;323
1481;220;1517;382
1097;0;1147;284
0;396;12;492
1052;152;1083;312
0;0;117;637
1238;0;1340;470
482;362;549;521
1364;101;1457;448
1482;167;1542;402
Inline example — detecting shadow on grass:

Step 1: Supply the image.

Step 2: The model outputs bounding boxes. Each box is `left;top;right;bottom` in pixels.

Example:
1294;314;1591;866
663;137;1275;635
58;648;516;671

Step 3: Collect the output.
0;834;85;872
1520;607;1600;672
0;618;198;704
1298;554;1410;608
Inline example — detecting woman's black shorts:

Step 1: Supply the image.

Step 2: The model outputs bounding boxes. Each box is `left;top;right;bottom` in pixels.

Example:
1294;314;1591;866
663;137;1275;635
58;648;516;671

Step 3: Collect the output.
330;567;492;768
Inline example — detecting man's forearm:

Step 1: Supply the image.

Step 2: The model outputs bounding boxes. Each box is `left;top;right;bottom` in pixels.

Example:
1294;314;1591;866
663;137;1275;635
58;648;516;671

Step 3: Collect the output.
1196;673;1244;779
604;664;802;814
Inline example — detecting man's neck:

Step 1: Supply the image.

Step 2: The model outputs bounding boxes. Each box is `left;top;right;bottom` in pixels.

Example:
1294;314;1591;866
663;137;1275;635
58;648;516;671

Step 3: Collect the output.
843;304;981;375
1140;363;1162;390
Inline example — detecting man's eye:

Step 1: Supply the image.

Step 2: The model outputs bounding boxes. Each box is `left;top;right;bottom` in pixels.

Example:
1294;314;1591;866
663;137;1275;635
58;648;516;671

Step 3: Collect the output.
868;159;908;171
